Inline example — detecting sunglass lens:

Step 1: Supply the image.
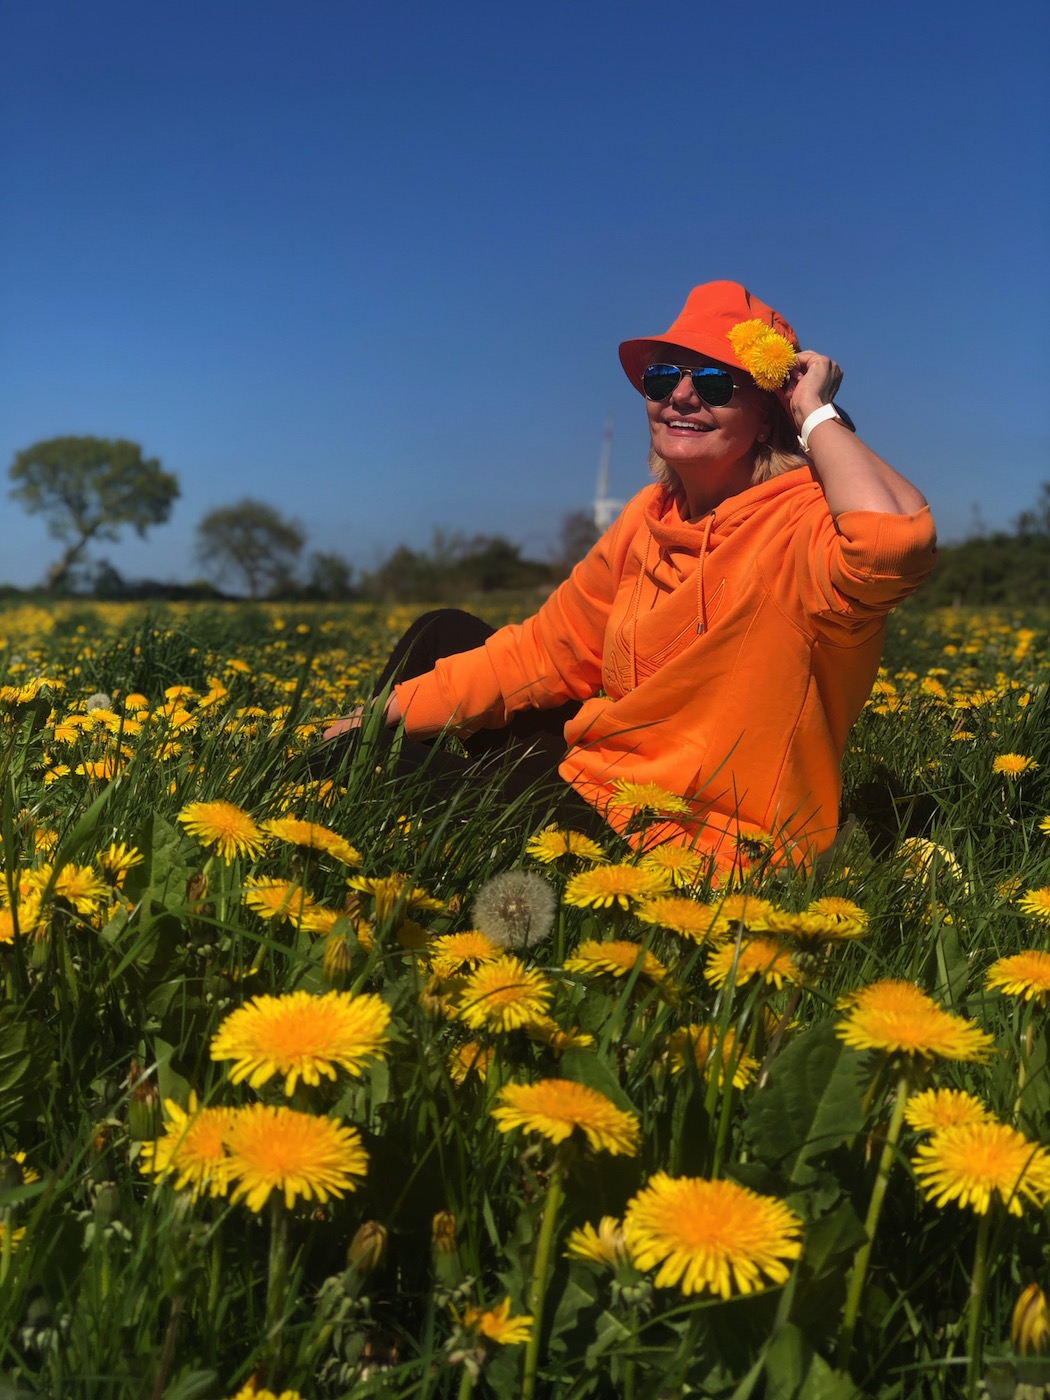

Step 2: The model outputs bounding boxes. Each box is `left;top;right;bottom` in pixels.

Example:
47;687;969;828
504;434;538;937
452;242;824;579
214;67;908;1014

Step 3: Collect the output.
641;365;682;401
690;368;734;406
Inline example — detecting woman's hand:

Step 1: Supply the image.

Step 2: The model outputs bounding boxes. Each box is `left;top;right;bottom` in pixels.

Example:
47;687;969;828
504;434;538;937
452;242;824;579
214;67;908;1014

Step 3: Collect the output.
322;692;402;742
782;350;844;431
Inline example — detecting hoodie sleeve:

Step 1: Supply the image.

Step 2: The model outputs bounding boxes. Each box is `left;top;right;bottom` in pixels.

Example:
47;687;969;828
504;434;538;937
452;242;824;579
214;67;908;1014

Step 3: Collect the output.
800;505;938;629
393;496;642;736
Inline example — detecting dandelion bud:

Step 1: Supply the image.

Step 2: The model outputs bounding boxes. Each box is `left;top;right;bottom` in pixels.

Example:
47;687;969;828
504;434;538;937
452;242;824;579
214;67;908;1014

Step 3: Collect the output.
1011;1282;1050;1355
186;871;209;906
432;1211;457;1254
471;871;556;951
322;933;352;989
347;1220;387;1275
127;1074;161;1142
432;1216;464;1289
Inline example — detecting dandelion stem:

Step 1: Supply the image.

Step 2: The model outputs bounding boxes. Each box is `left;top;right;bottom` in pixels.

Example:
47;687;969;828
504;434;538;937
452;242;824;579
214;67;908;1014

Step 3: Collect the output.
456;1365;476;1400
521;1153;566;1400
966;1210;992;1399
264;1193;290;1376
837;1071;910;1372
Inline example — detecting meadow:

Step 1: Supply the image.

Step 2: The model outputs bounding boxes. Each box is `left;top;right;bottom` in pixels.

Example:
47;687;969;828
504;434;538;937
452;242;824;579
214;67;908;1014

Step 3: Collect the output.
0;597;1048;1399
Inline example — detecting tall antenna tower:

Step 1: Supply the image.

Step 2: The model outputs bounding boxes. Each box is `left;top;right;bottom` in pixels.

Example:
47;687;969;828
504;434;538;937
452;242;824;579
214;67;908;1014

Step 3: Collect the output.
593;415;623;530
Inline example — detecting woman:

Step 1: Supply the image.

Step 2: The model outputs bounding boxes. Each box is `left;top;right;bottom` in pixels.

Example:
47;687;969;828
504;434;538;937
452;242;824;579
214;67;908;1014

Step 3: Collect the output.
325;280;936;871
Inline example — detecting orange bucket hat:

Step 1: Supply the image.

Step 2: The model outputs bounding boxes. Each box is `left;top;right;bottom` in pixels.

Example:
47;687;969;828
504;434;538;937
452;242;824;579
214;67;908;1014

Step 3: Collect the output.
618;280;800;395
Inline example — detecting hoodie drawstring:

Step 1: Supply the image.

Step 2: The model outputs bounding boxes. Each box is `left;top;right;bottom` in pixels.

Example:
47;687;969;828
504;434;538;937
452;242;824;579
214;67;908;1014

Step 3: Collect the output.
695;511;715;635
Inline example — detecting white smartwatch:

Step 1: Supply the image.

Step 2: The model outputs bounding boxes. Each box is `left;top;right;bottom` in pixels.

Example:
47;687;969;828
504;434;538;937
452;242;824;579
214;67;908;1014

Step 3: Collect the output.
797;404;843;453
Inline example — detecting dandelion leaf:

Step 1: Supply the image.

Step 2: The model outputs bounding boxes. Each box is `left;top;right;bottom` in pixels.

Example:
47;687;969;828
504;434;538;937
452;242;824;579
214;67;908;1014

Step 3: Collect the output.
744;1021;866;1185
762;1322;860;1400
0;1003;56;1127
122;812;193;909
558;1047;637;1116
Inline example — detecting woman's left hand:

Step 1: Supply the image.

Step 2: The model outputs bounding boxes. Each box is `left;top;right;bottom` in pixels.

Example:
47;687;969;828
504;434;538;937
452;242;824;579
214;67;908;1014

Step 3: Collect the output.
782;350;843;431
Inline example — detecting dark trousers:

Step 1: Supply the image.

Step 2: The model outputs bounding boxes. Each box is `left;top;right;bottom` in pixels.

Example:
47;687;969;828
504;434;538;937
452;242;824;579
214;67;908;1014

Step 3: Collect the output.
322;609;609;837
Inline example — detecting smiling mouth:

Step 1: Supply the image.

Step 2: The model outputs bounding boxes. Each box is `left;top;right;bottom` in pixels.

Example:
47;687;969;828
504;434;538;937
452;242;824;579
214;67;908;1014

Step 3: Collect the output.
665;420;714;432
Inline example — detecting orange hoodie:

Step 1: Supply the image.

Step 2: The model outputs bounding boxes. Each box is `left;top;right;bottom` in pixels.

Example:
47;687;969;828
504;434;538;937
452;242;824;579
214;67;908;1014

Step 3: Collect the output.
395;470;937;867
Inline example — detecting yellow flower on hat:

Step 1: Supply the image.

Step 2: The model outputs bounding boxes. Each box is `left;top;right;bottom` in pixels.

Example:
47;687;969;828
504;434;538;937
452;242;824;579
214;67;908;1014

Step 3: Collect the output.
726;319;797;390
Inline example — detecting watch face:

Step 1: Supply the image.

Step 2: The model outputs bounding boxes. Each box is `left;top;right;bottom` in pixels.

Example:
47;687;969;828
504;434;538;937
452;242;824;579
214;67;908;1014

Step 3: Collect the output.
833;404;856;434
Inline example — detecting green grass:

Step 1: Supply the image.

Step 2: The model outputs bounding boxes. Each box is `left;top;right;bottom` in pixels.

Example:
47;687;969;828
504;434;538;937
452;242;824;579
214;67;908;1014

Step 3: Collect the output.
0;598;1047;1398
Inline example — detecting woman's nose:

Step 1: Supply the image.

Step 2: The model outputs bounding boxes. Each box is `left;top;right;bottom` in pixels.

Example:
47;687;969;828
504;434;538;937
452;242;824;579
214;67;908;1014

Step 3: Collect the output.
669;372;701;406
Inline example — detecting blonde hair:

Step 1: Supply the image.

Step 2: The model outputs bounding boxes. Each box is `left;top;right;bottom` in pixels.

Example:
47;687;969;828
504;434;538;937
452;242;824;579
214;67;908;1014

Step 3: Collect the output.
649;402;810;490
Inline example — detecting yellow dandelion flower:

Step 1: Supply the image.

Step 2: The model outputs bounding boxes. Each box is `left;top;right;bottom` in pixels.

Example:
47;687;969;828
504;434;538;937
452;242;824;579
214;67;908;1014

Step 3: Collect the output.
705;936;800;991
447;1040;493;1086
904;1088;993;1135
296;903;347;936
210;989;390;1095
224;1104;368;1212
0;896;45;942
993;753;1038;779
178;801;266;861
0;1223;26;1252
638;844;707;887
460;1296;533;1346
458;956;553;1032
1019;888;1050;922
524;1016;594;1052
563;863;672;910
636;895;719;945
1038;816;1050;838
525;827;607;864
898;837;963;882
96;842;144;888
0;1150;39;1186
138;1093;235;1199
563;938;670;984
623;1173;803;1297
347;874;444;921
492;1079;639;1155
1012;1283;1050;1356
565;1216;631;1269
726;321;797;390
724;318;770;356
835;980;993;1062
912;1121;1050;1215
31;863;109;914
708;893;776;936
986;950;1050;1003
666;1025;758;1089
606;780;691;816
765;897;869;946
242;878;316;925
262;817;361;866
733;826;776;861
996;875;1023;900
429;930;501;977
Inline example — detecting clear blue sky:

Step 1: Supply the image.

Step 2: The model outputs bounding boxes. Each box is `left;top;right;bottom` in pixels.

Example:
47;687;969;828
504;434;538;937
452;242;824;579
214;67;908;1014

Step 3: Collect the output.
1;0;1047;589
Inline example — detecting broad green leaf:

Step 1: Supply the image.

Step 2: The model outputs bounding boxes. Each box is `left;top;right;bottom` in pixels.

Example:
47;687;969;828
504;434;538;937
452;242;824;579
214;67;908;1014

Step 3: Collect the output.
744;1021;866;1184
558;1048;637;1115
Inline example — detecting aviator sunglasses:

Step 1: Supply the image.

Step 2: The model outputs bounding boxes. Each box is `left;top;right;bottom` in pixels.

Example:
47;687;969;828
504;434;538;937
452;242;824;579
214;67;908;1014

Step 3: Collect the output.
642;363;738;406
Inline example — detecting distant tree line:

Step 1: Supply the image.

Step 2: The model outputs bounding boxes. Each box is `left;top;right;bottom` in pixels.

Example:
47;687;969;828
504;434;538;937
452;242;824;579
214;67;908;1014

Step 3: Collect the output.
5;435;600;602
22;433;1050;609
914;484;1050;607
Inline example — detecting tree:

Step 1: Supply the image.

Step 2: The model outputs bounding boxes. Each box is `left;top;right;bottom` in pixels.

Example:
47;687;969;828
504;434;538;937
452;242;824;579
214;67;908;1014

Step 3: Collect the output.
195;499;306;599
8;436;179;591
305;550;355;600
556;509;600;576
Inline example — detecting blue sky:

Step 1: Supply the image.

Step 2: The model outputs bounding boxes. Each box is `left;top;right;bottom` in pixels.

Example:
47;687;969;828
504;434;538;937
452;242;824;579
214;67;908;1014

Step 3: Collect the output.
0;0;1047;589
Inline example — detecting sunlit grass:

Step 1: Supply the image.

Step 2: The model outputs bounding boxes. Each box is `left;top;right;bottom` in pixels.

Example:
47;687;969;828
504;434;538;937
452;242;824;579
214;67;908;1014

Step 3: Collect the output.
0;598;1047;1396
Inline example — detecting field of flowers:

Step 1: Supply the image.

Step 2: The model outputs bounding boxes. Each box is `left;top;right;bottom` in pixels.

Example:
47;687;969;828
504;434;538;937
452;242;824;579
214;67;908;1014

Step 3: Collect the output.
0;597;1049;1399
